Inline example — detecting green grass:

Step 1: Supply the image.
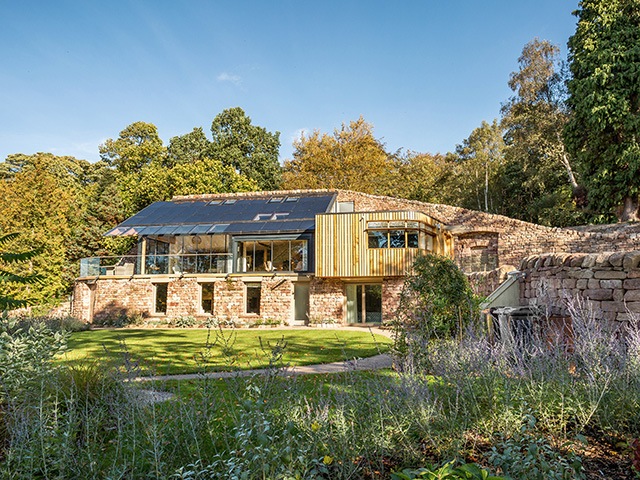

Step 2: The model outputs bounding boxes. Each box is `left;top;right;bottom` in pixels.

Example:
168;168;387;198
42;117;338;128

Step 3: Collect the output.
61;328;392;375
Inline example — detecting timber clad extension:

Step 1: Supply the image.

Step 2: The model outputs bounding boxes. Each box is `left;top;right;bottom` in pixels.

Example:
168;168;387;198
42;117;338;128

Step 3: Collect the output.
316;210;452;277
72;189;640;325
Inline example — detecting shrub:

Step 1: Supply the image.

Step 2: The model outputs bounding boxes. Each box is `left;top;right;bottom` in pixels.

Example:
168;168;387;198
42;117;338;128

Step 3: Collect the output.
11;315;88;333
93;311;144;327
170;316;197;328
487;414;584;479
0;317;68;401
392;461;505;479
393;253;479;371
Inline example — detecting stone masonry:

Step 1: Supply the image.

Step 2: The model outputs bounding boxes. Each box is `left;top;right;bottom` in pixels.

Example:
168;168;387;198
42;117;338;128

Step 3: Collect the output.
519;251;640;323
74;189;640;324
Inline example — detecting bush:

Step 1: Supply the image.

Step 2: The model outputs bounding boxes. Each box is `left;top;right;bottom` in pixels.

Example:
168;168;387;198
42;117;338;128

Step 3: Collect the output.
393;253;479;371
0;317;68;401
93;311;144;327
392;461;505;480
11;315;88;333
487;414;584;479
170;316;197;328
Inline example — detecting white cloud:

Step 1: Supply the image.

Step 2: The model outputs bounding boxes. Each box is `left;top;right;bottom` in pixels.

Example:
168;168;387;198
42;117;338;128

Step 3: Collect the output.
290;128;309;143
217;72;242;85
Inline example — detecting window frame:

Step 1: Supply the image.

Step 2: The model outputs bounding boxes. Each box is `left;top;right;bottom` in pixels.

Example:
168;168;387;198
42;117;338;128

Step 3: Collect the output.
153;282;168;315
200;282;215;314
245;282;261;315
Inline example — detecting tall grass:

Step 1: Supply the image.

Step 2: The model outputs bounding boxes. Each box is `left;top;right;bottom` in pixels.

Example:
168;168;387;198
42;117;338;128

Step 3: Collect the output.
1;302;638;478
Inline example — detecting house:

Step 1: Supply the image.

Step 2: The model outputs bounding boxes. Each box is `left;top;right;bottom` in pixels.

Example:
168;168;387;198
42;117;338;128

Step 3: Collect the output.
72;189;640;325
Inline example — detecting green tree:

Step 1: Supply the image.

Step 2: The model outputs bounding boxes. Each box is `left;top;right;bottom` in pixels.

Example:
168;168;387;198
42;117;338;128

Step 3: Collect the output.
565;0;640;221
392;152;456;204
166;127;211;167
282;117;395;195
0;233;42;311
99;121;166;174
0;154;80;302
393;253;478;369
453;120;505;212
210;107;282;190
500;39;586;226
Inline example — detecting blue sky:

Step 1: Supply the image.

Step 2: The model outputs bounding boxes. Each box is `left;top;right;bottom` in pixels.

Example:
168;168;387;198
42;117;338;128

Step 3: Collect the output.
0;1;578;164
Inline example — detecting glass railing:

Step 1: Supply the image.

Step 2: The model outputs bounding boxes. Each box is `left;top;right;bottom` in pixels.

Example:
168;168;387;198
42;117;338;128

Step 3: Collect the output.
79;254;233;277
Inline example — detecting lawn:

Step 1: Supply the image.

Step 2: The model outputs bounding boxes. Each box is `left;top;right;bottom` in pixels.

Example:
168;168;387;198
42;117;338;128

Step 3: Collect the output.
61;327;392;375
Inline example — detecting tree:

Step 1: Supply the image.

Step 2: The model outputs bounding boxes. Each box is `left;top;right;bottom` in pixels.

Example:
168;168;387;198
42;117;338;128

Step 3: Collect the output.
565;0;640;221
454;120;505;212
166;127;211;167
0;233;42;311
99;121;165;174
0;154;79;302
500;39;587;226
282;117;395;195
393;253;478;370
392;152;456;204
210;107;282;190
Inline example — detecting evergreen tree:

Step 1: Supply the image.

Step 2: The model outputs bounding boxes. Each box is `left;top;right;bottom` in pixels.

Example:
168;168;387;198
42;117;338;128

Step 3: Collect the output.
565;0;640;221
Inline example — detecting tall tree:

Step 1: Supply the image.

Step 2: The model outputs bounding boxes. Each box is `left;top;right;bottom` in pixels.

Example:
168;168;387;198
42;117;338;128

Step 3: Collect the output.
166;127;211;167
0;233;43;311
282;117;395;195
210;107;282;190
500;39;586;226
0;154;80;302
454;120;505;212
392;152;455;204
99;121;166;174
565;0;640;221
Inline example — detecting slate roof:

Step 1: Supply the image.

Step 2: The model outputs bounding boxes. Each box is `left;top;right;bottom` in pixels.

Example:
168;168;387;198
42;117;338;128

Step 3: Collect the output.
105;193;336;237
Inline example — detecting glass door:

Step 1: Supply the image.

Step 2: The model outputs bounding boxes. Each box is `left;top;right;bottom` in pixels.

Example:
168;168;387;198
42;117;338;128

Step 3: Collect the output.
346;284;382;324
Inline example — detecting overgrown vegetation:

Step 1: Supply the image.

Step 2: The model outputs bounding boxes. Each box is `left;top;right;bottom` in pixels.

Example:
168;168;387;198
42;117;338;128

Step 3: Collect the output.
1;292;638;478
393;254;479;370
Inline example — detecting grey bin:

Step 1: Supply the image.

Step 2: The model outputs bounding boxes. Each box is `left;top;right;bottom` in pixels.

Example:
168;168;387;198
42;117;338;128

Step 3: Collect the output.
489;306;541;350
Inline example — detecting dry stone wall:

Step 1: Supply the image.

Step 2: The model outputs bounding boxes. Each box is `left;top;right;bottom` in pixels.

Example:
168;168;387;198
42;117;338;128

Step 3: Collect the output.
519;251;640;323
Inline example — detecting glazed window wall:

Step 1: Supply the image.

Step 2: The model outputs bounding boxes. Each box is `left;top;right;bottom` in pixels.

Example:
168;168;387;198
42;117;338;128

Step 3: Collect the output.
144;235;232;274
236;239;308;273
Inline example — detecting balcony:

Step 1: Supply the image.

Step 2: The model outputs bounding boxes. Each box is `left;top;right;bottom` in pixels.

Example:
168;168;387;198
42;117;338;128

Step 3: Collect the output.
79;253;233;277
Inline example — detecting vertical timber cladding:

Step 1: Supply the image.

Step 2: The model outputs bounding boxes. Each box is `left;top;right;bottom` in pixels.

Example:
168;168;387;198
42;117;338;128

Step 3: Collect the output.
315;211;453;277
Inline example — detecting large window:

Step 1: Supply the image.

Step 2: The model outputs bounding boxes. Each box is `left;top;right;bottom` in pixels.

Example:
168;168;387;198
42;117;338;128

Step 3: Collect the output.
236;238;308;273
367;221;430;250
368;229;423;249
144;235;232;275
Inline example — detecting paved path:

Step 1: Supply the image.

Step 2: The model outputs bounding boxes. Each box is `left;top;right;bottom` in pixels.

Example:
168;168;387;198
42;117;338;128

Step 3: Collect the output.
133;325;395;383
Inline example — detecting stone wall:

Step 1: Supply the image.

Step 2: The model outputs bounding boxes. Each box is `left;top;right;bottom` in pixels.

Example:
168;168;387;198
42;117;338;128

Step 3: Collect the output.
467;265;516;298
334;190;640;270
260;277;295;321
382;277;405;322
519;251;640;323
309;278;344;323
73;276;298;325
72;281;93;323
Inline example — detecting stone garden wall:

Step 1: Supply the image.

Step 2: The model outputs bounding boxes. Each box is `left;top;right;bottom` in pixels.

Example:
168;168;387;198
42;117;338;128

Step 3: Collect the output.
519;251;640;323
